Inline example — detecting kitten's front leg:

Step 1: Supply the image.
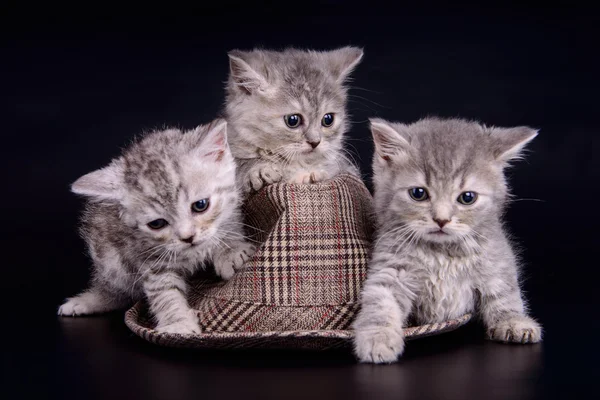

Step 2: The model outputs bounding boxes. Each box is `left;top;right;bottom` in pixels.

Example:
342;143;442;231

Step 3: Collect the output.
478;257;542;344
353;260;418;363
58;286;129;316
213;240;255;280
143;270;200;335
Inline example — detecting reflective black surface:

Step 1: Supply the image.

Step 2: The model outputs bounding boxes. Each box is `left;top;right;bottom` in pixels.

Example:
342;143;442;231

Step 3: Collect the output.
3;7;599;400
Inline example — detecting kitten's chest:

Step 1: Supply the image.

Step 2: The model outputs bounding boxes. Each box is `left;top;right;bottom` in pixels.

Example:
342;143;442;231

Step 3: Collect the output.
414;250;480;323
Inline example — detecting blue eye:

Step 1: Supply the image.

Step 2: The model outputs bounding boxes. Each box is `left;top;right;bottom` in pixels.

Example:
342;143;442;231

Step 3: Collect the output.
191;199;210;213
284;114;302;128
322;113;334;127
409;187;429;201
458;191;478;205
147;219;168;230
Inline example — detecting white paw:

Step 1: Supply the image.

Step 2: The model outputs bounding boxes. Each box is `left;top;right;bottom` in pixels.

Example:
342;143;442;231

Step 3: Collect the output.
156;316;201;335
214;242;255;280
289;169;329;184
488;315;543;344
246;164;282;192
232;242;255;271
58;294;99;316
309;169;329;183
354;327;405;364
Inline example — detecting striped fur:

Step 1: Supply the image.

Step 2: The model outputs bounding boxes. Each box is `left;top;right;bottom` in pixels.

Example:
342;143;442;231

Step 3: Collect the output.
225;47;364;194
353;118;543;363
58;119;255;335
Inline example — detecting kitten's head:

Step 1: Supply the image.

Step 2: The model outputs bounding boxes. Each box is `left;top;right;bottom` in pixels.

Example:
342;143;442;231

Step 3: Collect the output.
370;117;538;245
72;119;239;255
225;47;363;162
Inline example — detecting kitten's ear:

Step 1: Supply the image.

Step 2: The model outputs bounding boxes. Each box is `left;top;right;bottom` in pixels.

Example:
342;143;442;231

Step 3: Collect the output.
327;46;364;83
197;119;229;162
370;118;412;162
490;126;539;163
71;162;124;202
228;50;269;94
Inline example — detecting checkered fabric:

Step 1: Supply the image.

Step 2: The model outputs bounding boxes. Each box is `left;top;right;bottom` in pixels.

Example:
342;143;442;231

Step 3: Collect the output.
195;173;374;332
125;174;472;349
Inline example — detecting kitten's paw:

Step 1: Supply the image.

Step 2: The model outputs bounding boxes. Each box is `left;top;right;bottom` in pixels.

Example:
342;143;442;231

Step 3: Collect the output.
231;242;255;271
58;292;109;316
354;327;405;364
58;298;93;316
260;164;282;185
309;169;329;183
487;315;543;344
214;242;255;280
156;316;201;335
290;170;329;184
247;164;282;192
289;171;312;184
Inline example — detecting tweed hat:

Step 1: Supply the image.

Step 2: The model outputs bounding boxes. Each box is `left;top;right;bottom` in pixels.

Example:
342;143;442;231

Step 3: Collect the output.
125;174;471;350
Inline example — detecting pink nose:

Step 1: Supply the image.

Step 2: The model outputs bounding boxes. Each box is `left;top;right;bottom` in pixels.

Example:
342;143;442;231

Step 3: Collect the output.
180;235;195;244
307;140;320;149
433;218;450;228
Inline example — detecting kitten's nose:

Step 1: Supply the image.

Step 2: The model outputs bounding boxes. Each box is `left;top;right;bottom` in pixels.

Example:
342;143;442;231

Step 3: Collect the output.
433;218;450;228
307;140;321;149
180;235;195;244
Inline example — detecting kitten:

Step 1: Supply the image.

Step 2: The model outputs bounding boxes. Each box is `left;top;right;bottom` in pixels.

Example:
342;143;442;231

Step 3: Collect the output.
225;46;363;193
58;119;254;334
353;117;543;363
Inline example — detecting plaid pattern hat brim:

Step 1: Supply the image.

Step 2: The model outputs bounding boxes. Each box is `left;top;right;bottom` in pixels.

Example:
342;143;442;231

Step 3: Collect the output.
126;300;472;350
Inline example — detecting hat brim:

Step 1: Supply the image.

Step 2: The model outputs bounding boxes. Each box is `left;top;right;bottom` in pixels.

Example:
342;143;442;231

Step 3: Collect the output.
125;302;472;350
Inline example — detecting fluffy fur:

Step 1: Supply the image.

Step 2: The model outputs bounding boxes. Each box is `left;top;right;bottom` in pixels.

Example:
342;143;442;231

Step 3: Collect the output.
225;47;363;193
58;119;254;334
353;117;542;363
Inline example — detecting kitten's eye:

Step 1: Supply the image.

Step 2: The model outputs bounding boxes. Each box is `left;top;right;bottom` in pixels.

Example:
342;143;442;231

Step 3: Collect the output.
147;219;168;230
284;114;302;128
191;198;210;213
457;191;478;205
321;113;334;127
409;187;429;201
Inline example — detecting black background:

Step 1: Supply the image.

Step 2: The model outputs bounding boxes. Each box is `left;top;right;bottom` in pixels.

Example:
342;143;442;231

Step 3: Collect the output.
3;5;599;400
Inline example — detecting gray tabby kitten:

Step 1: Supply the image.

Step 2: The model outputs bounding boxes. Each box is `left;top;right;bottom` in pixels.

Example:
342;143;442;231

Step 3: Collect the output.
225;47;363;193
353;117;542;363
58;120;254;334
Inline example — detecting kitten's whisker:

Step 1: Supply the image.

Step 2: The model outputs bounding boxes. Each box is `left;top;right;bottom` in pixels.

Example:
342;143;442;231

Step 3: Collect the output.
231;222;267;234
374;225;413;248
345;137;373;144
217;230;263;244
137;245;170;272
212;237;232;250
393;231;417;257
469;228;488;241
348;85;382;94
139;243;169;256
348;94;389;109
342;143;362;163
388;226;417;251
510;198;545;203
131;248;170;296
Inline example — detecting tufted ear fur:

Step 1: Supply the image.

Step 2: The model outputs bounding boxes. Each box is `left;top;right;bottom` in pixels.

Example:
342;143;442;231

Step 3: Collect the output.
72;161;124;202
490;126;538;163
326;46;364;83
187;119;230;163
370;118;412;163
228;50;269;94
